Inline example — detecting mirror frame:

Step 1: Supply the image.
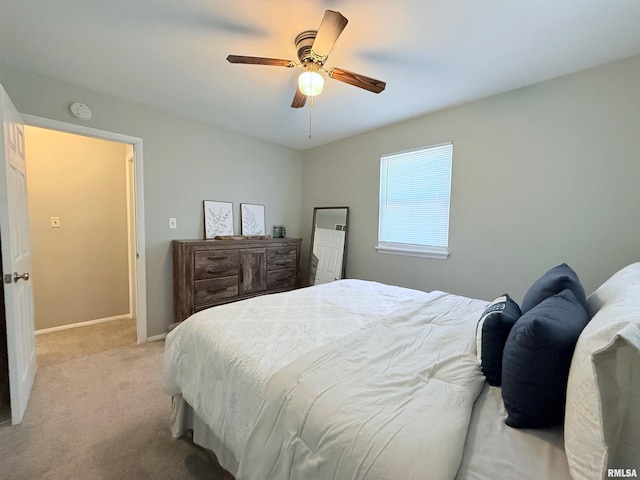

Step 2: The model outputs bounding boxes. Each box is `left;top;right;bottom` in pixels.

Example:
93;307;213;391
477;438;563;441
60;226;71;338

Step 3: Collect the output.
308;206;350;286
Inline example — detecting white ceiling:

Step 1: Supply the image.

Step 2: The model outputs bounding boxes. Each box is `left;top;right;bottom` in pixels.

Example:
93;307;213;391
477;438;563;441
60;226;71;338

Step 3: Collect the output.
2;0;640;150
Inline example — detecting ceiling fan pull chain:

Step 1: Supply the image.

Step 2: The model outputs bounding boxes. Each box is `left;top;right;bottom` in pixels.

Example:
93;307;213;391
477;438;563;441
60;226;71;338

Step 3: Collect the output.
308;103;312;140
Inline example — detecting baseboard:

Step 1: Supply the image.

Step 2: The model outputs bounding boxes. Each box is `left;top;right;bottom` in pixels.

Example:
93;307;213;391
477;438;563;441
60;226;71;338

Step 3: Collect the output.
35;314;133;335
147;333;167;342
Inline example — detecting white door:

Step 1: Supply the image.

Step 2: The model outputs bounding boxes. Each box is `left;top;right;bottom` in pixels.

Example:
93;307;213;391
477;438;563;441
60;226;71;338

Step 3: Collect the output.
312;227;346;285
0;84;36;424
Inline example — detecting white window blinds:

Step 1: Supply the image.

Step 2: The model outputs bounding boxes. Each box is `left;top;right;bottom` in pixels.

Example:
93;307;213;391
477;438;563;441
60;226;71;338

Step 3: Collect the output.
377;142;453;259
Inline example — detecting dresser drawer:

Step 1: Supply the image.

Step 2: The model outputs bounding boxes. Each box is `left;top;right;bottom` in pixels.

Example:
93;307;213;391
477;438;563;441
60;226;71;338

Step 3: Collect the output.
267;268;297;289
267;246;297;270
194;250;238;279
194;277;239;305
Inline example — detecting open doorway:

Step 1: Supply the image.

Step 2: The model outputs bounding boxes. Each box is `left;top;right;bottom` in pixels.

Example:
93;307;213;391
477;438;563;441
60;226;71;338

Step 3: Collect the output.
20;115;147;351
25;126;137;365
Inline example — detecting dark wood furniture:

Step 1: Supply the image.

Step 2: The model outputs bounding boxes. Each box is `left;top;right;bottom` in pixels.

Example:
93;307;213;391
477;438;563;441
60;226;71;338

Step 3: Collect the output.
172;238;301;324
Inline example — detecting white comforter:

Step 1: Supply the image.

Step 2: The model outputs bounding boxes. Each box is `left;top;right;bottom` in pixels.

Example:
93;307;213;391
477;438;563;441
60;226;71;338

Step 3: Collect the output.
163;279;487;479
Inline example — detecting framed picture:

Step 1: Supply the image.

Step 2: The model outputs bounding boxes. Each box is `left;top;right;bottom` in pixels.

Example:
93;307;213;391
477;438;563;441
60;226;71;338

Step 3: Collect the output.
203;200;234;239
240;203;266;235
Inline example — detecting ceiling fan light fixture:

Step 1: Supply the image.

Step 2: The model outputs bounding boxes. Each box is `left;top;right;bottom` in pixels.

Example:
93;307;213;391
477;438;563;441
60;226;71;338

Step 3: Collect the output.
298;71;324;97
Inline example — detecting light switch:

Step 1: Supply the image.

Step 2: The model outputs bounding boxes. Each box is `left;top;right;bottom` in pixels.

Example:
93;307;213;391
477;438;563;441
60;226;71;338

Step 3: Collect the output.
51;216;61;228
169;217;177;229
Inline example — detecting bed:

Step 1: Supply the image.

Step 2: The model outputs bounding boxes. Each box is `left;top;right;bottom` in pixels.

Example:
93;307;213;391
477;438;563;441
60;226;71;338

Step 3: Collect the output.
163;263;640;480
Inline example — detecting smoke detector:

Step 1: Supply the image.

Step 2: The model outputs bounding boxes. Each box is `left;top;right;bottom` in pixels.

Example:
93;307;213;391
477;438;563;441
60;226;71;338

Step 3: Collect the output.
69;102;92;120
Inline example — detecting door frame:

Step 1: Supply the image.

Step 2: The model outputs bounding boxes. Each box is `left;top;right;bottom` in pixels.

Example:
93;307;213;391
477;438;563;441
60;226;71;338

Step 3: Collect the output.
21;114;148;343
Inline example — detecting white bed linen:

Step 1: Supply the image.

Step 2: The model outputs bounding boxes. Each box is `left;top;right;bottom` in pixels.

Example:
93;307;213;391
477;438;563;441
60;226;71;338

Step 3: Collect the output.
456;384;571;480
163;279;457;469
236;289;488;480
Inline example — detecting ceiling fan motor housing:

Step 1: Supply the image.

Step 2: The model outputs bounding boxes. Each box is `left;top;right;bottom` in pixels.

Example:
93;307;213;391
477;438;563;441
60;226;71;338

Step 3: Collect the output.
295;30;324;67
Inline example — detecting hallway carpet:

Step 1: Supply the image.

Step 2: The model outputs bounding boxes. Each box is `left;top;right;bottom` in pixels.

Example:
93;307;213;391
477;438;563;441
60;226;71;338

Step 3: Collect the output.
35;317;137;367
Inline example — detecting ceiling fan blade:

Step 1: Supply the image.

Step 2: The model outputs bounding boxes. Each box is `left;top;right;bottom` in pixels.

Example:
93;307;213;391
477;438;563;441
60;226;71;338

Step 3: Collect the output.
311;10;348;60
328;68;386;94
226;55;295;67
291;88;307;108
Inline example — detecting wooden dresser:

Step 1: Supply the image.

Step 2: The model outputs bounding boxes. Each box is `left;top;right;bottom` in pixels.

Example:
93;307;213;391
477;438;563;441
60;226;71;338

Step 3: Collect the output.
172;238;301;323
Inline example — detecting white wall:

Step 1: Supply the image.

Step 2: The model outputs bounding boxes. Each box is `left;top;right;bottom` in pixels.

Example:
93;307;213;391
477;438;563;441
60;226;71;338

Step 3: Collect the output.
301;55;640;303
0;64;303;337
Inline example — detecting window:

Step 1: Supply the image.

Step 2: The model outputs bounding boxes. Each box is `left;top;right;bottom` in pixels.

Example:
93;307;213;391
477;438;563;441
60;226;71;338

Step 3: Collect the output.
376;142;453;259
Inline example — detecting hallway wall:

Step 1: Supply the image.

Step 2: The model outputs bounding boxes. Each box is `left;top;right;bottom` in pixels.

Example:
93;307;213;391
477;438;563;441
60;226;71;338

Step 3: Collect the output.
25;127;129;330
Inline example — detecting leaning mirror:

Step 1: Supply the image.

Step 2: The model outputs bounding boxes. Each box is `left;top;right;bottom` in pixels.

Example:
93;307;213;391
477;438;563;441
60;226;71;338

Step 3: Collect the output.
308;207;349;286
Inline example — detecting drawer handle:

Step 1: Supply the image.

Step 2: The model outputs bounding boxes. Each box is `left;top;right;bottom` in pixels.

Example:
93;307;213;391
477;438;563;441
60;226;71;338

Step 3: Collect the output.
207;255;230;261
207;287;228;294
274;261;289;266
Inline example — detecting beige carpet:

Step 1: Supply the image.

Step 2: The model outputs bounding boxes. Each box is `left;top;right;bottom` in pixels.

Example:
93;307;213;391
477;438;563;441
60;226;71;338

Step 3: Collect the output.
0;335;232;479
36;317;137;367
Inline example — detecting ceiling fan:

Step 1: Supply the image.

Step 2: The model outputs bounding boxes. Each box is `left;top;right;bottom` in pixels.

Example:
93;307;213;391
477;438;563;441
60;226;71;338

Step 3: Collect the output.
227;10;386;108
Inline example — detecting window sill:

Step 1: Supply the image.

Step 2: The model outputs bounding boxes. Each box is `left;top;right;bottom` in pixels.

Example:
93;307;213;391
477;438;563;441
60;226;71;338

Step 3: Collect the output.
375;244;450;260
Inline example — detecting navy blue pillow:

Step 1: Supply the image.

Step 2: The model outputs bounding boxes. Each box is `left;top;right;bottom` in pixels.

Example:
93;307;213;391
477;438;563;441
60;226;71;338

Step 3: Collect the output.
502;289;589;429
520;263;587;313
476;294;522;386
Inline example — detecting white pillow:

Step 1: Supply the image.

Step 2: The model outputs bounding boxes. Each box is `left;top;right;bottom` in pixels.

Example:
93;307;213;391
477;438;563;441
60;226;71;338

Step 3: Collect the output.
594;323;640;471
564;262;640;480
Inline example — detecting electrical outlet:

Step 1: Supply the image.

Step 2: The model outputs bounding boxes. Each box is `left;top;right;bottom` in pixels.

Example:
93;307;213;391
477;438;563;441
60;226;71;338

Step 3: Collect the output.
51;216;61;228
169;217;177;229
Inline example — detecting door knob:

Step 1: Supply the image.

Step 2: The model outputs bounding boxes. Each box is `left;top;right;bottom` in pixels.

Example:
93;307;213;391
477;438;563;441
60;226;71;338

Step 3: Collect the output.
13;272;30;282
